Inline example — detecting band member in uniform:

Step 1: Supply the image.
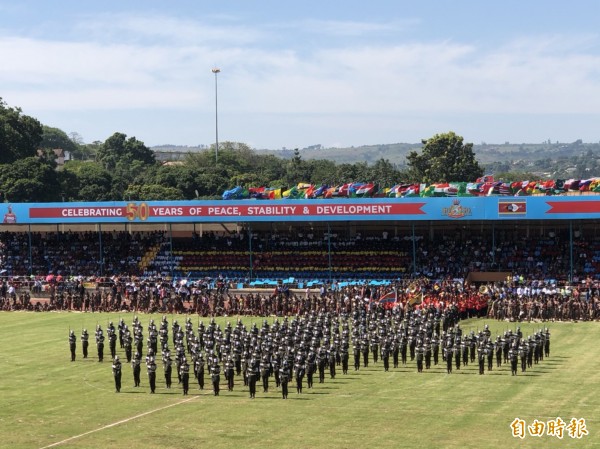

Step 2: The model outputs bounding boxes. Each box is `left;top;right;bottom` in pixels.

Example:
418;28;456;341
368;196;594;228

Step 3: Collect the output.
432;334;439;366
123;327;132;362
520;341;528;373
211;357;221;396
96;326;105;362
108;324;117;359
424;338;431;370
495;336;503;368
306;349;316;388
478;344;485;375
327;344;337;379
509;343;518;376
544;328;550;357
280;360;290;399
112;356;122;392
416;344;424;373
340;341;350;375
454;341;461;371
486;341;494;372
147;355;157;393
400;336;408;365
294;353;305;394
353;343;361;371
260;354;270;393
163;349;173;389
81;329;89;359
195;353;205;390
180;357;190;395
445;345;453;374
118;318;126;348
247;354;259;399
68;330;76;361
317;347;327;383
361;337;370;368
226;355;235;392
132;352;141;387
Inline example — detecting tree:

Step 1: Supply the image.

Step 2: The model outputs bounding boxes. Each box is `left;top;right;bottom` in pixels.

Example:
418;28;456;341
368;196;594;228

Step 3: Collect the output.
151;165;198;199
284;149;312;186
0;98;43;164
96;132;156;170
406;131;483;183
367;158;405;186
335;162;370;184
0;157;61;202
62;161;114;201
40;126;78;155
307;159;338;185
123;184;184;201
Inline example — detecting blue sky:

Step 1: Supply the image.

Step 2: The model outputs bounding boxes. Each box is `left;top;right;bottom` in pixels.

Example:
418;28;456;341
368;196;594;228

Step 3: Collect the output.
2;1;600;149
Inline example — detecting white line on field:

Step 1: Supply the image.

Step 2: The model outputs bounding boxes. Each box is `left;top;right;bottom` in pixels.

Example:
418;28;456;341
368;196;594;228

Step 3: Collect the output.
39;396;198;449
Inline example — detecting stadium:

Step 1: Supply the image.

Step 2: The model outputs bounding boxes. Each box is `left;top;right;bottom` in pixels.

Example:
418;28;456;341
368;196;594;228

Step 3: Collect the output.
0;194;598;448
1;194;598;284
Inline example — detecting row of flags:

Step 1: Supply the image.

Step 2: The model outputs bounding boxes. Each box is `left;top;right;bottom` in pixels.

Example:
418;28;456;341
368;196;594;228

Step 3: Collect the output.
222;176;600;200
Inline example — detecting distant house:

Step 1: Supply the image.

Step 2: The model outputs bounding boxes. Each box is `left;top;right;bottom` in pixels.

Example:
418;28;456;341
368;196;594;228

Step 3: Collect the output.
154;151;190;162
36;148;72;167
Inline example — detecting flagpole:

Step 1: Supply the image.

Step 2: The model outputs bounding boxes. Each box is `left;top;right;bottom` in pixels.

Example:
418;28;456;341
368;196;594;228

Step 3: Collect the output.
327;222;332;283
569;220;573;283
411;223;416;277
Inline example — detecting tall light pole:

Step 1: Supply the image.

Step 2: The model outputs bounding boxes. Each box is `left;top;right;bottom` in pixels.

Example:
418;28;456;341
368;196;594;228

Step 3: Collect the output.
212;67;220;165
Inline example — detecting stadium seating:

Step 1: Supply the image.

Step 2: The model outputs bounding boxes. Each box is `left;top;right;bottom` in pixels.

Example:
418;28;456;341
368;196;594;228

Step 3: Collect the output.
0;227;595;285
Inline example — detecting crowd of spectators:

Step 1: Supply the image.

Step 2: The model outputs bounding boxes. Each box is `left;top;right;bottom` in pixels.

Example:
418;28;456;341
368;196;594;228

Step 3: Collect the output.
1;272;598;324
0;227;596;283
0;227;598;320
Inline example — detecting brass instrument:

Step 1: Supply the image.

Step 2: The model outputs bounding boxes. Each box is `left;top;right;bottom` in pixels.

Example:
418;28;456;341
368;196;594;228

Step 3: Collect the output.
479;285;490;295
408;283;419;294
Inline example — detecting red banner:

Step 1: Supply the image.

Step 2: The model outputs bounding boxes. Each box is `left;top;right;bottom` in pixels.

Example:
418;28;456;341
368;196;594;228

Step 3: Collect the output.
546;201;600;214
29;202;426;220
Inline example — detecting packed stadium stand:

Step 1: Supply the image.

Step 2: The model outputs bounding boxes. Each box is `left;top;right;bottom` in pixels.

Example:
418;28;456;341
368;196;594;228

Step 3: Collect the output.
0;225;595;284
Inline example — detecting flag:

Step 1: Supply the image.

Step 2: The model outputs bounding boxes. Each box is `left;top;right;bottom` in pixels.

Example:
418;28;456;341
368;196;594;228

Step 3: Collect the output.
408;292;423;307
378;290;397;305
304;185;315;199
283;187;304;199
355;183;375;197
312;184;328;198
267;188;282;199
222;186;248;200
249;187;266;199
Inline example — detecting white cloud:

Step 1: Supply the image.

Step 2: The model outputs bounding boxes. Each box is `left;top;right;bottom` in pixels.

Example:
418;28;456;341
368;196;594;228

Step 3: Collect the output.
292;18;419;36
2;13;600;141
72;12;264;46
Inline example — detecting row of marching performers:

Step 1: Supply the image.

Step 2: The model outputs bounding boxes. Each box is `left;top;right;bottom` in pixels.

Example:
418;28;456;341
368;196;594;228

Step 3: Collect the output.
70;306;551;396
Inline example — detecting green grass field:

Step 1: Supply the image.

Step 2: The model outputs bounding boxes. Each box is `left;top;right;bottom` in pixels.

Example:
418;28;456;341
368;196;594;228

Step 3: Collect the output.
0;312;598;449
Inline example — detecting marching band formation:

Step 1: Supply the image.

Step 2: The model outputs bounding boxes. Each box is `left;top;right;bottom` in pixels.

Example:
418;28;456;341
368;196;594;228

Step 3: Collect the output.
70;305;552;397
